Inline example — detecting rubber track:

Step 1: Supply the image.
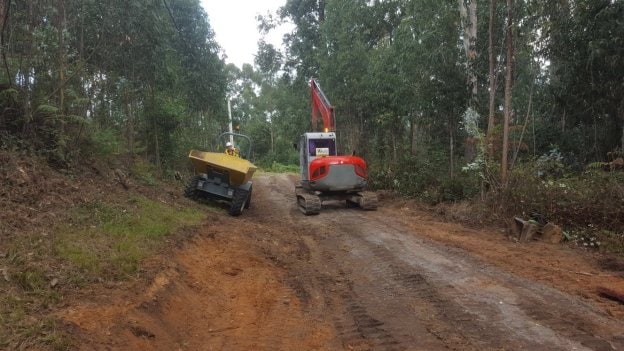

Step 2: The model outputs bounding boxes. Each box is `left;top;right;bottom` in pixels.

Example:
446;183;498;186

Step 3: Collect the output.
358;191;378;210
297;193;321;215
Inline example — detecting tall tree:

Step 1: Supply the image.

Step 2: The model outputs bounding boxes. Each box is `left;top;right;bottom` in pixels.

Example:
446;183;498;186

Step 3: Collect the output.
487;0;497;140
501;0;514;184
458;0;478;105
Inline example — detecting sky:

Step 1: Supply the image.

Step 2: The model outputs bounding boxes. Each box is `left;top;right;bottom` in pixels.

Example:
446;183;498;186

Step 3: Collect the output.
200;0;292;68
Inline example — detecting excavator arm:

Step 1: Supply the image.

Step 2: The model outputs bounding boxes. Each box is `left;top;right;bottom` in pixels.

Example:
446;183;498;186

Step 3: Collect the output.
310;78;335;132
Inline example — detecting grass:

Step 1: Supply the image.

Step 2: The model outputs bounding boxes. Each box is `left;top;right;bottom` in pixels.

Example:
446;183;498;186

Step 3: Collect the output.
260;161;299;173
56;195;205;279
1;194;206;349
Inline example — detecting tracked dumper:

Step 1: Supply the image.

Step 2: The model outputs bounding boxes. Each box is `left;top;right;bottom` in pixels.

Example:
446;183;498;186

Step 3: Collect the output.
185;133;257;216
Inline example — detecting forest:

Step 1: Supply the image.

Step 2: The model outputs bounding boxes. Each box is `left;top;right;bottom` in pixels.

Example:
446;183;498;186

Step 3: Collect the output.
1;0;623;238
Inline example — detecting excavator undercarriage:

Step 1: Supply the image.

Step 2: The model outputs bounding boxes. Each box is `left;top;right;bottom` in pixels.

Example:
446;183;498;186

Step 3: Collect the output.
295;185;378;215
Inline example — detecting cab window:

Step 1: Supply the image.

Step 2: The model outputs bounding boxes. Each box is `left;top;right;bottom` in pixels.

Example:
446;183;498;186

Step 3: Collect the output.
308;139;336;157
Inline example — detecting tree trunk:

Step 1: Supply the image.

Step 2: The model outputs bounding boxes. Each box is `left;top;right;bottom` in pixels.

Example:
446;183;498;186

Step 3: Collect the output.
620;98;624;150
458;0;478;104
501;0;514;185
57;0;66;113
318;0;325;22
0;0;11;84
410;117;417;156
154;125;161;171
125;100;134;166
79;0;84;60
511;85;532;170
487;0;497;143
450;127;455;179
270;123;275;154
150;86;161;172
0;1;4;43
22;0;34;134
391;128;397;165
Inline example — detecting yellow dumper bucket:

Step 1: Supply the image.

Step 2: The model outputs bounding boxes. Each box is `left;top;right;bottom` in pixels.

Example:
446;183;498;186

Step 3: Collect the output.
188;150;257;186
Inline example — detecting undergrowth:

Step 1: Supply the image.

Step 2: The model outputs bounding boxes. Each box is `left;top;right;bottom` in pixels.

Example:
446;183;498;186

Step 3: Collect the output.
495;166;624;253
260;161;300;173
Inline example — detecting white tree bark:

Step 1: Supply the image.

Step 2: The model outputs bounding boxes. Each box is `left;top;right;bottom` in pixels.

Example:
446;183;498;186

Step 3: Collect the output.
458;0;478;101
502;0;514;185
487;0;497;140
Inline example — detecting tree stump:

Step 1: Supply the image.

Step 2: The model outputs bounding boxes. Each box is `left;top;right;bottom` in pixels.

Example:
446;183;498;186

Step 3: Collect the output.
114;169;131;190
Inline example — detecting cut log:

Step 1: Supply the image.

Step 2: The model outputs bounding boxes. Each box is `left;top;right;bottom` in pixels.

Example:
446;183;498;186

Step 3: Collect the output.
512;217;538;242
114;169;130;190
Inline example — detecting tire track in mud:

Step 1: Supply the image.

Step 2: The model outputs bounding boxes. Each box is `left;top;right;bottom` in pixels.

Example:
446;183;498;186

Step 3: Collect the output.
244;180;384;349
251;175;446;350
320;222;497;351
251;174;624;351
333;214;624;350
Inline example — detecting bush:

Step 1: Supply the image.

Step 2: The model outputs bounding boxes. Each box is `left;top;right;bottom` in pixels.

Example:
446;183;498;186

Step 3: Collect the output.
130;159;158;185
261;161;299;173
501;165;624;233
369;150;480;204
89;128;122;160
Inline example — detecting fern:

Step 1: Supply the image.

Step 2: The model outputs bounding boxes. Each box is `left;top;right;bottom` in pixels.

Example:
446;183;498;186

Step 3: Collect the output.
607;149;624;161
0;88;19;107
587;162;609;170
35;104;59;119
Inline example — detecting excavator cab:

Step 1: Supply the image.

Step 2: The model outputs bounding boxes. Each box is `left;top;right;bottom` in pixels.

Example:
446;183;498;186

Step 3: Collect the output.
298;132;337;182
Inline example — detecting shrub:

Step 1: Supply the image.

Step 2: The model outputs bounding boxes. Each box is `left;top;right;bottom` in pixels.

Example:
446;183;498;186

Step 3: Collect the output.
262;161;299;173
501;165;624;233
89;128;122;160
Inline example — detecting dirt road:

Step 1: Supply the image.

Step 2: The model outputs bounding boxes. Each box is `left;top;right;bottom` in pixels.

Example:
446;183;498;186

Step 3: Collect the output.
61;173;624;350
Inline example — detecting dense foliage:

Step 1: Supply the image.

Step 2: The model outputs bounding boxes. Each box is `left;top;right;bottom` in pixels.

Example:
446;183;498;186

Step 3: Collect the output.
0;0;227;170
248;0;624;177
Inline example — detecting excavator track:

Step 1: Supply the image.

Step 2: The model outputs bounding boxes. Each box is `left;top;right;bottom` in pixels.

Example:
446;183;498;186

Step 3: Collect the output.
297;193;322;215
357;191;378;210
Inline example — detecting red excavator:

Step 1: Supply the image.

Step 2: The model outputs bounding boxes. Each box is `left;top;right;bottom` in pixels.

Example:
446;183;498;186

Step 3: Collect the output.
295;78;378;215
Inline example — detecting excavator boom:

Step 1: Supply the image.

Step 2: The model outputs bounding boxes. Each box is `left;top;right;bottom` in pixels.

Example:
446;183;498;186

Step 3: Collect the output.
310;78;335;132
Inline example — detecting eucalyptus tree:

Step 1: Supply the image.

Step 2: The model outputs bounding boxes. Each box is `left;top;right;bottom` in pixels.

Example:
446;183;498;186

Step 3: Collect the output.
501;0;514;184
457;0;478;106
279;0;325;81
1;0;228;170
318;0;375;154
540;0;624;160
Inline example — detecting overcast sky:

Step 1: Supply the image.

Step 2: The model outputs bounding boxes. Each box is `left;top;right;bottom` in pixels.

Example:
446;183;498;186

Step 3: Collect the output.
200;0;292;68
